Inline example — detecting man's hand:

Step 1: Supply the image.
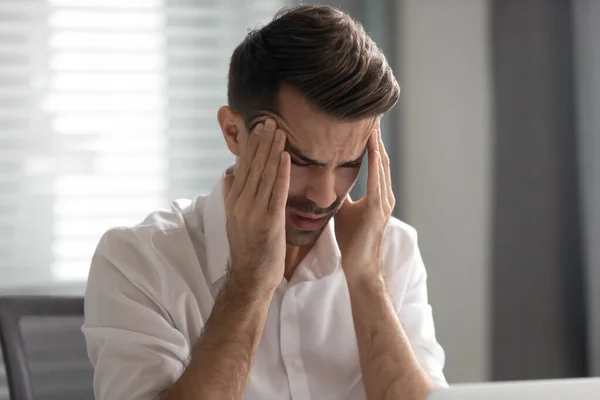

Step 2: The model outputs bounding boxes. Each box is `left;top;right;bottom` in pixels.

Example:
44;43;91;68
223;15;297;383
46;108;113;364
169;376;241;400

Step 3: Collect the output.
162;119;289;400
337;124;434;400
334;123;395;281
223;119;290;289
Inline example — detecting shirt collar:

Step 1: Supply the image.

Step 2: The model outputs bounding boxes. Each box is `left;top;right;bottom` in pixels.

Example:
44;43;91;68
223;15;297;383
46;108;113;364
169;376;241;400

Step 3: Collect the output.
203;175;230;284
202;172;343;284
304;218;342;280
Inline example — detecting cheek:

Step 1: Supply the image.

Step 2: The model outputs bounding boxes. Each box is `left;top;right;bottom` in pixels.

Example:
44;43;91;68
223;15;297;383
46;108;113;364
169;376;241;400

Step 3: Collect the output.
288;166;308;196
234;133;251;160
335;168;361;195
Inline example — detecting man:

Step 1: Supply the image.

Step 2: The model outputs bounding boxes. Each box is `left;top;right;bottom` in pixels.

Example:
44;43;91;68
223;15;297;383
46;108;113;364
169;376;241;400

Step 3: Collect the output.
83;5;446;400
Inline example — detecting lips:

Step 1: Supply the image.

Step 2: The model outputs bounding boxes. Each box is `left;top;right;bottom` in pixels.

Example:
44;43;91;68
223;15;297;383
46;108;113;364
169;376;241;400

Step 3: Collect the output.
288;211;328;231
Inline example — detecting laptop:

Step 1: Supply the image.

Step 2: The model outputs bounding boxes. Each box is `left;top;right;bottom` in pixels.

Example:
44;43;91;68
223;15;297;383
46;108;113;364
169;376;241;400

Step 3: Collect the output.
428;378;600;400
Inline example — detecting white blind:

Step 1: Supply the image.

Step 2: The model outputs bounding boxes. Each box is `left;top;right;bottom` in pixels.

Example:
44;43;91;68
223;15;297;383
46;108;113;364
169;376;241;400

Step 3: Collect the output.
0;0;289;287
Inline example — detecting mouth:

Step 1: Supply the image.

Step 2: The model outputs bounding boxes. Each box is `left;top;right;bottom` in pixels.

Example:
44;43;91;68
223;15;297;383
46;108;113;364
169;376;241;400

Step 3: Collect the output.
288;210;329;231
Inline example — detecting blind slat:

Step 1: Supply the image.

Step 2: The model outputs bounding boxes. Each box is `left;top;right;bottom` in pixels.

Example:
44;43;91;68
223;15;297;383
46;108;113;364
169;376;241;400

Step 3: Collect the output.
0;0;287;292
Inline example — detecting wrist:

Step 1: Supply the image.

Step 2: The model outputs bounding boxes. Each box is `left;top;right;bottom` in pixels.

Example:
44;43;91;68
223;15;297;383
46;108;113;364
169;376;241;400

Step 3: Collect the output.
228;266;280;296
344;264;385;290
343;258;383;282
345;270;390;313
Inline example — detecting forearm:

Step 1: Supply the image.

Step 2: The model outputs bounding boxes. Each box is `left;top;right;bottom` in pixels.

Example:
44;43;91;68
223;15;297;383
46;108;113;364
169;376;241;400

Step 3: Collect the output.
162;273;275;400
347;271;433;400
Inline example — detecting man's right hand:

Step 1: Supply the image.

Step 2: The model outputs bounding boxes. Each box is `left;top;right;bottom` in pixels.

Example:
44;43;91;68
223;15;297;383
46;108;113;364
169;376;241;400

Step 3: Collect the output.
223;118;290;290
160;120;289;400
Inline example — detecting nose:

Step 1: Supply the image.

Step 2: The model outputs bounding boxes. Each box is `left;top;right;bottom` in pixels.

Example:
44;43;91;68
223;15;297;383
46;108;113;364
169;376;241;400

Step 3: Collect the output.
304;169;337;210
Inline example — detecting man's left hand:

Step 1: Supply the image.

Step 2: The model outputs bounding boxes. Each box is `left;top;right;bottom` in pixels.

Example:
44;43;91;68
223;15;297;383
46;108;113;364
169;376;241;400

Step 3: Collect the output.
334;123;395;282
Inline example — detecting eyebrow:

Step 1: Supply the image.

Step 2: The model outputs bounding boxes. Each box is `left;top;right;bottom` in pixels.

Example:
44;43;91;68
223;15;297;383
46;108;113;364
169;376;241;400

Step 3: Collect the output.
285;140;366;168
249;113;367;167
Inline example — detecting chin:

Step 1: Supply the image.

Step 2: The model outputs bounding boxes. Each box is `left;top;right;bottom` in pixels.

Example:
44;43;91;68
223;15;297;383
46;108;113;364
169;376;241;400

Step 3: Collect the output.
285;225;327;246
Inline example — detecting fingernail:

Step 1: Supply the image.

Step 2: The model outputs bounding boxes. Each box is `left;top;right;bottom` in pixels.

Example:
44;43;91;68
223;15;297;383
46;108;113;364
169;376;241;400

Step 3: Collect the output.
265;119;276;131
254;123;264;135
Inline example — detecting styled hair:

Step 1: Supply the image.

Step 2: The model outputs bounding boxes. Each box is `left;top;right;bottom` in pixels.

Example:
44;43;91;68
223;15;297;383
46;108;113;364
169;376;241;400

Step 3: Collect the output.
227;4;400;123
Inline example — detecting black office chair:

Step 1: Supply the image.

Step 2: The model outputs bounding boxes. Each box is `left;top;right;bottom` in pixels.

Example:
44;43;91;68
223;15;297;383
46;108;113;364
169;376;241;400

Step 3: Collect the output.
0;296;94;400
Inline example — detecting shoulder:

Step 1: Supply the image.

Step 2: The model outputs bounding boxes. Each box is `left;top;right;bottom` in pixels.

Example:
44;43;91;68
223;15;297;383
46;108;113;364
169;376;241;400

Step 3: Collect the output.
383;216;420;256
88;196;210;304
381;216;427;293
94;197;205;264
105;196;206;245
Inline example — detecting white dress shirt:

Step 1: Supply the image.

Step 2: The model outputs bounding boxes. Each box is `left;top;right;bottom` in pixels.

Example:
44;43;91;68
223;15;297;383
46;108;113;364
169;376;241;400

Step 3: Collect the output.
83;176;447;400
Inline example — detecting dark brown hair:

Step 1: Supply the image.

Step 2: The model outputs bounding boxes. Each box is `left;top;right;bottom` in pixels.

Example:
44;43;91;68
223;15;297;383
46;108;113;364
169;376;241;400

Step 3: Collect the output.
227;4;400;123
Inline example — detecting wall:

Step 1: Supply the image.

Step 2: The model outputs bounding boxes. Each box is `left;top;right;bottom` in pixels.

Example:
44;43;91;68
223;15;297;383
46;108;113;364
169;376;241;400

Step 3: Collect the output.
396;0;492;383
574;0;600;377
490;0;586;380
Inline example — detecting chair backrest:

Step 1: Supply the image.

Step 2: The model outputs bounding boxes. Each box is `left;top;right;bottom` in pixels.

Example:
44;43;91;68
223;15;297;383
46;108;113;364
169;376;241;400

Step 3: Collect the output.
0;296;94;400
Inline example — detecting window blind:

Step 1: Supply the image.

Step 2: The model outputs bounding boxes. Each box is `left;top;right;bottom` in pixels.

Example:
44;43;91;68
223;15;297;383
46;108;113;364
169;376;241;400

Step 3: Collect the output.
0;0;289;287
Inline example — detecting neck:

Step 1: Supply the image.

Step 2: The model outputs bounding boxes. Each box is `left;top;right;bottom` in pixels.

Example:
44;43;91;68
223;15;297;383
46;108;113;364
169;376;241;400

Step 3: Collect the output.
284;244;312;281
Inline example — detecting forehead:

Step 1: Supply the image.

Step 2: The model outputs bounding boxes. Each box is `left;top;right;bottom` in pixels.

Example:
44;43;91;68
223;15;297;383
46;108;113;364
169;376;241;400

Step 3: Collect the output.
259;86;376;162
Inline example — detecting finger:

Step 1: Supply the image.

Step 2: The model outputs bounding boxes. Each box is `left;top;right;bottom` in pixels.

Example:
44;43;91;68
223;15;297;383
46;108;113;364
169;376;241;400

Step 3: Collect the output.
377;127;392;191
269;151;291;214
367;127;378;152
226;123;263;207
378;128;395;211
366;130;380;205
375;128;390;211
377;142;389;210
240;119;277;201
256;128;286;206
367;148;381;206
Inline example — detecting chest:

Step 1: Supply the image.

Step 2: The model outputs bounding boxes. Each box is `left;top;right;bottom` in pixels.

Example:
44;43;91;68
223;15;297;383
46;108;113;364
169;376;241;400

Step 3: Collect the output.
244;269;366;400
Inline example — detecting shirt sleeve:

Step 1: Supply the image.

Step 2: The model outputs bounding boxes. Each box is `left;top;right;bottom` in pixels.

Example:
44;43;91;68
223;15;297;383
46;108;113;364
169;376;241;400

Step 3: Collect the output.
386;223;448;387
83;228;190;400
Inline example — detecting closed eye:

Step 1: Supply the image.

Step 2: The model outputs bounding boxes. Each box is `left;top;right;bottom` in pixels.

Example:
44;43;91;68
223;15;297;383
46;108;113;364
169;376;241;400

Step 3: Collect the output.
291;158;363;168
340;161;362;169
291;158;311;167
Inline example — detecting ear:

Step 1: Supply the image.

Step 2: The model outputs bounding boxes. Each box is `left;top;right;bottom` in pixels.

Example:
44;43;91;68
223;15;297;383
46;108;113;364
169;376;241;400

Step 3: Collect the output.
217;106;246;157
